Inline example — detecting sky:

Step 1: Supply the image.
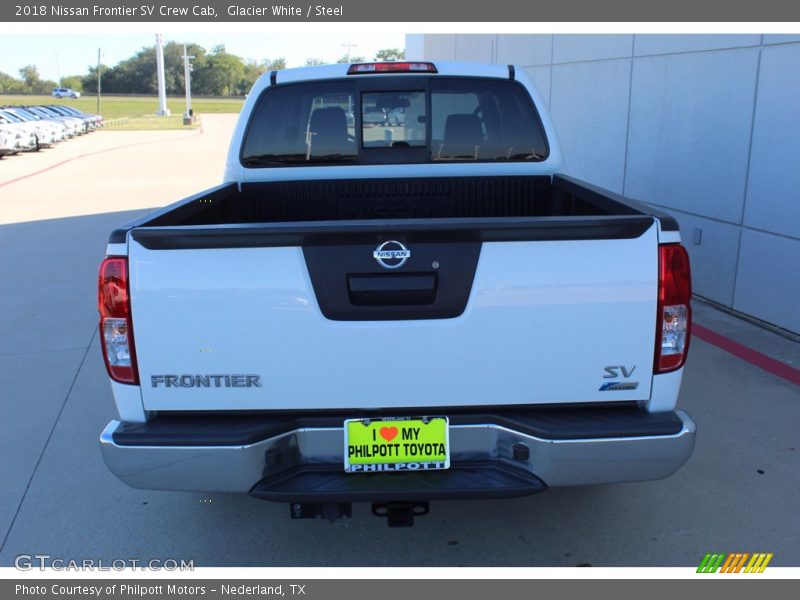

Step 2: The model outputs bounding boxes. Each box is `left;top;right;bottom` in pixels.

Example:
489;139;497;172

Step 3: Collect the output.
0;32;407;83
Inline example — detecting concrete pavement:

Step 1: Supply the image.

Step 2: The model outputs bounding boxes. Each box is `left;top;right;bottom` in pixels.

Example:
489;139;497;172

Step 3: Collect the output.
0;115;235;562
0;115;798;567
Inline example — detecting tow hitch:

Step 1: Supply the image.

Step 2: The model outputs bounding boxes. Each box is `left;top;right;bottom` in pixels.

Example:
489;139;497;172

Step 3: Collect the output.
288;501;431;526
372;502;430;527
290;502;352;523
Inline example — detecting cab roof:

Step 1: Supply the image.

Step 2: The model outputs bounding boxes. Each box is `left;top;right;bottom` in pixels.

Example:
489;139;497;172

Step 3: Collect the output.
269;61;514;86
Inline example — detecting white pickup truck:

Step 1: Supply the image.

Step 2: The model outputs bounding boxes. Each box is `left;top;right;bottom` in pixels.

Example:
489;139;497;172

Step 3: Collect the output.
99;61;695;526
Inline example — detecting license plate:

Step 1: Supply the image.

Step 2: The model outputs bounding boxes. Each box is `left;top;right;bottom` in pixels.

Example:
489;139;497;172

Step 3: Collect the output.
343;416;450;473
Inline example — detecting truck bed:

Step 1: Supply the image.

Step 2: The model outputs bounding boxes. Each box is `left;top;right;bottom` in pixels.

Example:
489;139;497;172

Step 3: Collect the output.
98;63;695;509
109;174;677;412
110;174;678;238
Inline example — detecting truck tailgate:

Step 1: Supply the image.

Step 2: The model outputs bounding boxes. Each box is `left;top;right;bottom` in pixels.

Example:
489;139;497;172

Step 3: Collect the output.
128;217;658;411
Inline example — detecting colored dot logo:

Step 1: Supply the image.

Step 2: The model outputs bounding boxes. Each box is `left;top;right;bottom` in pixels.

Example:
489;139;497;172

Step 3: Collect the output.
697;552;773;573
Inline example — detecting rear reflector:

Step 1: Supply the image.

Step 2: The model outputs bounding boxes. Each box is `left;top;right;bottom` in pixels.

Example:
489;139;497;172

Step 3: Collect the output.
655;244;692;373
348;62;438;75
98;257;138;384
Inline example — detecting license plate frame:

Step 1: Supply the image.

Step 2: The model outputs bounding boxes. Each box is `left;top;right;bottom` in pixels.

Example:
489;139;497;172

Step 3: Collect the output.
343;416;450;473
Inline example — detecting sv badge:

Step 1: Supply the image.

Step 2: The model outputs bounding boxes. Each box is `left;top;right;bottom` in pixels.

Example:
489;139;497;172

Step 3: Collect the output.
603;365;636;379
600;365;639;391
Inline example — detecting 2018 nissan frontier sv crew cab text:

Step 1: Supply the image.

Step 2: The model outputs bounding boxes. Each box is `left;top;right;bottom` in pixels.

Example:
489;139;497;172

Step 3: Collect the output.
98;61;695;526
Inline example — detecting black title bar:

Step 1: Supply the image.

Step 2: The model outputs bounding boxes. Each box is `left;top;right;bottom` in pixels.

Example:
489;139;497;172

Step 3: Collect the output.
3;579;797;599
4;0;800;21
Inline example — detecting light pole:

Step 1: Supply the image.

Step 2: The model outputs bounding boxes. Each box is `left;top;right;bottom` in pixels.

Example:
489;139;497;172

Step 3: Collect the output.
50;47;61;87
341;43;358;63
182;44;195;125
155;33;170;116
97;48;102;114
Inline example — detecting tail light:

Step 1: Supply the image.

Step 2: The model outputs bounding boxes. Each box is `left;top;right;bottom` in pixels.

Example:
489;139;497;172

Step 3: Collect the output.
655;244;692;373
98;257;138;384
347;62;438;75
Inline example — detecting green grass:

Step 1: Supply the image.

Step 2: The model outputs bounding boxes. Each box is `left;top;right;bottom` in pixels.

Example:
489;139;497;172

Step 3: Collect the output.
0;94;243;129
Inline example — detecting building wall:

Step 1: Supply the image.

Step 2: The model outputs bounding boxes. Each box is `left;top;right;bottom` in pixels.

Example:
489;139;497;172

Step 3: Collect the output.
409;34;800;334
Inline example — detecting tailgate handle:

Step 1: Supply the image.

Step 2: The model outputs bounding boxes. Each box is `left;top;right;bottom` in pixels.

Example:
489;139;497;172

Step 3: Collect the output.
348;273;437;306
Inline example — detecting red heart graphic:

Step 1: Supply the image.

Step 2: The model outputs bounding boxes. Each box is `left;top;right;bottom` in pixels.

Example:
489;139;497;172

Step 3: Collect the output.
380;426;398;442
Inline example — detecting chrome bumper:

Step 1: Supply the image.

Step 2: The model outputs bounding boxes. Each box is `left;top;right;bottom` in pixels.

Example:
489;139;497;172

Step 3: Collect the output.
100;411;695;494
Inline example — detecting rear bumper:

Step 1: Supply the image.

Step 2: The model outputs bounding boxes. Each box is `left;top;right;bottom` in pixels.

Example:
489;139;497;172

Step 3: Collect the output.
100;408;695;501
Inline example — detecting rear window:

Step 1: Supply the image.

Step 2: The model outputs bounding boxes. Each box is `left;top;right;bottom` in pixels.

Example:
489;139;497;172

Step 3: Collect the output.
361;91;426;148
241;77;548;167
241;81;357;166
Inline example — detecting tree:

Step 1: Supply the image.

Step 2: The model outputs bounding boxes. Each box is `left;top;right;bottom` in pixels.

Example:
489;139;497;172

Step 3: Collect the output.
237;57;287;95
7;39;266;98
165;42;207;94
374;48;405;61
17;65;56;94
80;64;109;94
84;41;208;95
0;71;26;94
241;59;265;92
100;48;158;94
336;54;366;64
19;65;41;87
264;58;286;70
305;58;325;66
192;46;245;96
60;75;83;91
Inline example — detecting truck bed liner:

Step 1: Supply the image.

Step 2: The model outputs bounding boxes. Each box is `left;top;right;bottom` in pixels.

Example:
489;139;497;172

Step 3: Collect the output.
109;175;677;244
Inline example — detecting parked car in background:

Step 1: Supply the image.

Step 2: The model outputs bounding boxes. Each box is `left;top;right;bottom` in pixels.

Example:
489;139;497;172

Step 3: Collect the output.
1;107;62;147
0;115;37;152
362;104;389;126
0;104;102;159
24;106;83;137
39;104;91;133
6;106;68;143
52;87;81;99
0;125;21;156
388;108;405;126
0;112;41;151
52;104;103;130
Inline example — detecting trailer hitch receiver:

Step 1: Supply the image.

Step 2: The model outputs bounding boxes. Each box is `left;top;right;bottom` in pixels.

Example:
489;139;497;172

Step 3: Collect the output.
372;501;430;527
